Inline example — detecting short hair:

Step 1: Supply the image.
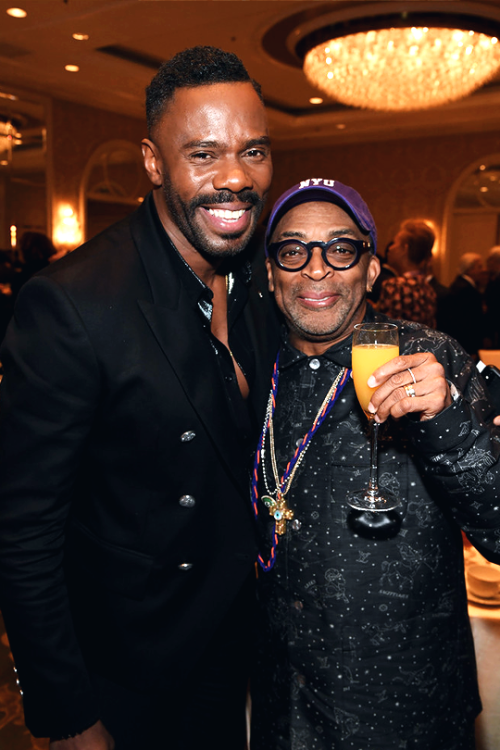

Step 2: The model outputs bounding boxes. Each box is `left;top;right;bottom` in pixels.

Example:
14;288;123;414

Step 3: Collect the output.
20;232;56;264
458;252;482;275
146;46;263;135
398;220;435;266
487;245;500;271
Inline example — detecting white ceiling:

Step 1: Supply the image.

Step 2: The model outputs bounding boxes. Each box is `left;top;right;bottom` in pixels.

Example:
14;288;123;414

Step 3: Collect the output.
1;0;500;147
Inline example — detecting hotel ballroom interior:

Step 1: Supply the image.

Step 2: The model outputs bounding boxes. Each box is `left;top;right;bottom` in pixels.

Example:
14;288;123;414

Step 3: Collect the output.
1;0;500;748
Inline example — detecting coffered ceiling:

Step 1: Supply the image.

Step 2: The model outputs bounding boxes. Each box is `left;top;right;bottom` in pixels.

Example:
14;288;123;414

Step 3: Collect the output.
1;0;500;147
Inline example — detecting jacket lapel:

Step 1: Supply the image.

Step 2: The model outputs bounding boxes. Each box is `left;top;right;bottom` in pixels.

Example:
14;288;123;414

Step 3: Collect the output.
129;194;248;494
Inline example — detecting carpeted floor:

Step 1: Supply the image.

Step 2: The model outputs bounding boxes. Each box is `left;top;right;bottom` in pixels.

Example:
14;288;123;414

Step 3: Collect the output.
0;613;48;750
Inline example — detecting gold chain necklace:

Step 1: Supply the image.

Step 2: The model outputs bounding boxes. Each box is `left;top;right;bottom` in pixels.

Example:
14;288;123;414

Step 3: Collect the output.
260;368;346;535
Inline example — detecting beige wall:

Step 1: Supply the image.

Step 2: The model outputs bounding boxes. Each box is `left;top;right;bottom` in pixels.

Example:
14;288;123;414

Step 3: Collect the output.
271;130;500;284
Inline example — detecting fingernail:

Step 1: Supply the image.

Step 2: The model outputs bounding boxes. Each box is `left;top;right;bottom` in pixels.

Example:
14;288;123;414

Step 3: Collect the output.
367;376;376;388
367;402;376;414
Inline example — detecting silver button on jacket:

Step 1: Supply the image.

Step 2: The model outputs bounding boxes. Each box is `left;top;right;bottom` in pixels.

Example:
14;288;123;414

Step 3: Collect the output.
180;430;196;442
178;563;193;571
179;495;195;508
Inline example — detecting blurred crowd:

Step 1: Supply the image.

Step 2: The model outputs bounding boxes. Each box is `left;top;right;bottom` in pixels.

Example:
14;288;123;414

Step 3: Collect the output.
0;232;65;345
369;219;500;360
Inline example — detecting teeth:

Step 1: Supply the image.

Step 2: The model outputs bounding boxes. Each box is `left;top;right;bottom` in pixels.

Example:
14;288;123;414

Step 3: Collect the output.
207;208;246;221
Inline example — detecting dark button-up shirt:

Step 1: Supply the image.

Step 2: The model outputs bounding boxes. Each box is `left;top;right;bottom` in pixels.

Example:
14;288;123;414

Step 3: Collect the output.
150;199;253;441
251;310;500;750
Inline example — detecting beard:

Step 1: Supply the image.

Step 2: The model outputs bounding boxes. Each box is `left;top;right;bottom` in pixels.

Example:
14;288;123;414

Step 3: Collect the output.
161;175;266;259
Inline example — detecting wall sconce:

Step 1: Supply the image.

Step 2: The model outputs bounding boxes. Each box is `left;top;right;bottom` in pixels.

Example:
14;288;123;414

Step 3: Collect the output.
53;204;82;250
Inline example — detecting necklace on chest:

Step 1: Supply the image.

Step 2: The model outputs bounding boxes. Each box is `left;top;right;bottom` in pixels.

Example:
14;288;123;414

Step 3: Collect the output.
251;352;351;571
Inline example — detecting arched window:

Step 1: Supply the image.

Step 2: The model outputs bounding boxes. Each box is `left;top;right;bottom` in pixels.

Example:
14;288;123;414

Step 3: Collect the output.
79;141;151;241
443;154;500;284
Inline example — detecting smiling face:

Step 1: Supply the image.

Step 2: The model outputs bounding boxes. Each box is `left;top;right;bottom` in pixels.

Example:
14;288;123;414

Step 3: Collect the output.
141;82;272;266
266;201;380;355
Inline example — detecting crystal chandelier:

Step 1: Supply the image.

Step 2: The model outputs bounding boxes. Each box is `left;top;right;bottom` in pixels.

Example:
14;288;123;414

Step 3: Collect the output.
299;14;500;112
0;119;22;166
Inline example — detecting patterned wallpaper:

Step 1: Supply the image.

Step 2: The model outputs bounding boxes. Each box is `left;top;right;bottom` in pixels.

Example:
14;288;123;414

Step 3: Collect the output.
49;96;500;284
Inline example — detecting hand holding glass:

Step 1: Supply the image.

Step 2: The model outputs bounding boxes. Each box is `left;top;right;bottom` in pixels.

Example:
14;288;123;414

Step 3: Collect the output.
347;322;401;512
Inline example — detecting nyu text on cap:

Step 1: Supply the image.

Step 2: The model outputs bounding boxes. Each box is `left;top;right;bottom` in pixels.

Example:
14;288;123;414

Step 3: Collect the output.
265;178;377;255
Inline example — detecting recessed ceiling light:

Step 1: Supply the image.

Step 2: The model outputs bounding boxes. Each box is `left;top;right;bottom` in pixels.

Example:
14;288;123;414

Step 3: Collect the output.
309;97;323;104
65;64;80;73
0;91;18;101
72;33;89;41
336;123;346;130
6;7;27;18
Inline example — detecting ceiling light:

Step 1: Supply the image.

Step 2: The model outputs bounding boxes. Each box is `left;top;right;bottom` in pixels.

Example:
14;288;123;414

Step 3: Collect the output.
336;123;346;130
0;91;18;101
0;119;22;166
6;7;27;18
309;97;323;104
72;33;89;41
65;64;80;73
297;13;500;112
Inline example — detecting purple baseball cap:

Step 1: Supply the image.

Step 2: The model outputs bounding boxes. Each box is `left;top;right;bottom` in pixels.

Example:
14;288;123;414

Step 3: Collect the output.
265;178;377;255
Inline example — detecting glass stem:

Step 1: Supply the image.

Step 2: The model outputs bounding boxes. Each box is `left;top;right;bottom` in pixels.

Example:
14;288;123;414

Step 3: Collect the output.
368;419;380;496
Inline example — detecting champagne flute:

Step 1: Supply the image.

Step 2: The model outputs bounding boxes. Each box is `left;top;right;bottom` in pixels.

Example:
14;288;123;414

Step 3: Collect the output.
346;322;401;512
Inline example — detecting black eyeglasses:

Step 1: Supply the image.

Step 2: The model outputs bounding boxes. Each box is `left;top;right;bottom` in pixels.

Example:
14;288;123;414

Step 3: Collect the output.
267;237;372;272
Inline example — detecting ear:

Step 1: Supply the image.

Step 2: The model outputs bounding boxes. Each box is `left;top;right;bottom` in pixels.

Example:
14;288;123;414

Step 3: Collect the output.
141;139;163;188
366;254;380;292
265;258;275;292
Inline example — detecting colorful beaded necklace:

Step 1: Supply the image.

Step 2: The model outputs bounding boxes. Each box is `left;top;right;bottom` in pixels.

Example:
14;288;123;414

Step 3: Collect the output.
251;352;351;571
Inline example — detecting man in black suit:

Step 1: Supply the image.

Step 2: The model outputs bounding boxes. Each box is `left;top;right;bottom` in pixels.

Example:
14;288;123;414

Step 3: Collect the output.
446;252;485;357
0;47;275;750
485;245;500;347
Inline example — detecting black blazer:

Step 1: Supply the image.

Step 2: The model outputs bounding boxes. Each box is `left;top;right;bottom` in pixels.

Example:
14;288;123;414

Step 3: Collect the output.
0;194;278;738
446;274;484;355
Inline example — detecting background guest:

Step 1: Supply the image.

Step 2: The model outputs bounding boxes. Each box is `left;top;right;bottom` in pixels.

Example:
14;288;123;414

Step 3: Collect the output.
485;245;500;348
377;219;437;326
446;252;486;358
10;231;58;299
424;255;453;333
366;239;397;304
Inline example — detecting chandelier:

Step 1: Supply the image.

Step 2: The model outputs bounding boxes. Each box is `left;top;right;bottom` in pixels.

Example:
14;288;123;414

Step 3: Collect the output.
0;119;22;166
298;13;500;112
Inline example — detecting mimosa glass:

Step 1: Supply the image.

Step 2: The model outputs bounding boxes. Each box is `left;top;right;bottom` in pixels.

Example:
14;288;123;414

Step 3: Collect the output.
347;322;401;512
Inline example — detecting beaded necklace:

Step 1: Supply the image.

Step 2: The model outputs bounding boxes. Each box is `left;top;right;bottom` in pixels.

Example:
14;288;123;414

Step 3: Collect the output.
251;352;351;571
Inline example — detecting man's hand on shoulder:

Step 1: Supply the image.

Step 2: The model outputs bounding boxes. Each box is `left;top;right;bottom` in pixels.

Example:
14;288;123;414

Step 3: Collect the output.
50;720;115;750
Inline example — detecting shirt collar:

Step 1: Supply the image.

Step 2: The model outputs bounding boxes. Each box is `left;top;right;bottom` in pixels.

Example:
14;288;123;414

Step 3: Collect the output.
147;192;252;318
279;303;378;371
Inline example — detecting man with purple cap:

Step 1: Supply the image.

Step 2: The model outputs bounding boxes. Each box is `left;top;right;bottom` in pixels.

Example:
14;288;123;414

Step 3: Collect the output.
250;178;500;749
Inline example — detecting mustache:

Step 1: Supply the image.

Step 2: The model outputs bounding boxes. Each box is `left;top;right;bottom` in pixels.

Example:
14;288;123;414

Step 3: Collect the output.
189;190;263;210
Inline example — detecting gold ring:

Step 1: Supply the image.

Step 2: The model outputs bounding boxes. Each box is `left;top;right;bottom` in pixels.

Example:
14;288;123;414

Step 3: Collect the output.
407;367;416;384
404;384;416;398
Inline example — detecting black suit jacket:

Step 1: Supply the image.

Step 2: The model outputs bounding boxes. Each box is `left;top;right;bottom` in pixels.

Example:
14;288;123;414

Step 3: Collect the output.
0;194;278;738
446;274;484;355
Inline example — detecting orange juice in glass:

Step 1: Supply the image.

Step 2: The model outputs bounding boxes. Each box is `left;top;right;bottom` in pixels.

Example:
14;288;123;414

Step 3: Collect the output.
352;343;400;415
347;322;401;512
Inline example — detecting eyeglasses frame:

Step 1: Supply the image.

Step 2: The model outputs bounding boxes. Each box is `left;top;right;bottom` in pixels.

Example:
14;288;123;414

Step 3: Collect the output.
267;237;373;272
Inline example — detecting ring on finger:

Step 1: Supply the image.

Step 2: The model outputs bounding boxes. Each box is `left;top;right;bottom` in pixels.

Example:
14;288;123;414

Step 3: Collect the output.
407;367;416;384
404;384;416;398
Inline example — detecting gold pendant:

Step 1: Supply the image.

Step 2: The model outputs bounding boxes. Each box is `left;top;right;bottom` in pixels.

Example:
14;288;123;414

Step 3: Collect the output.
261;493;294;535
